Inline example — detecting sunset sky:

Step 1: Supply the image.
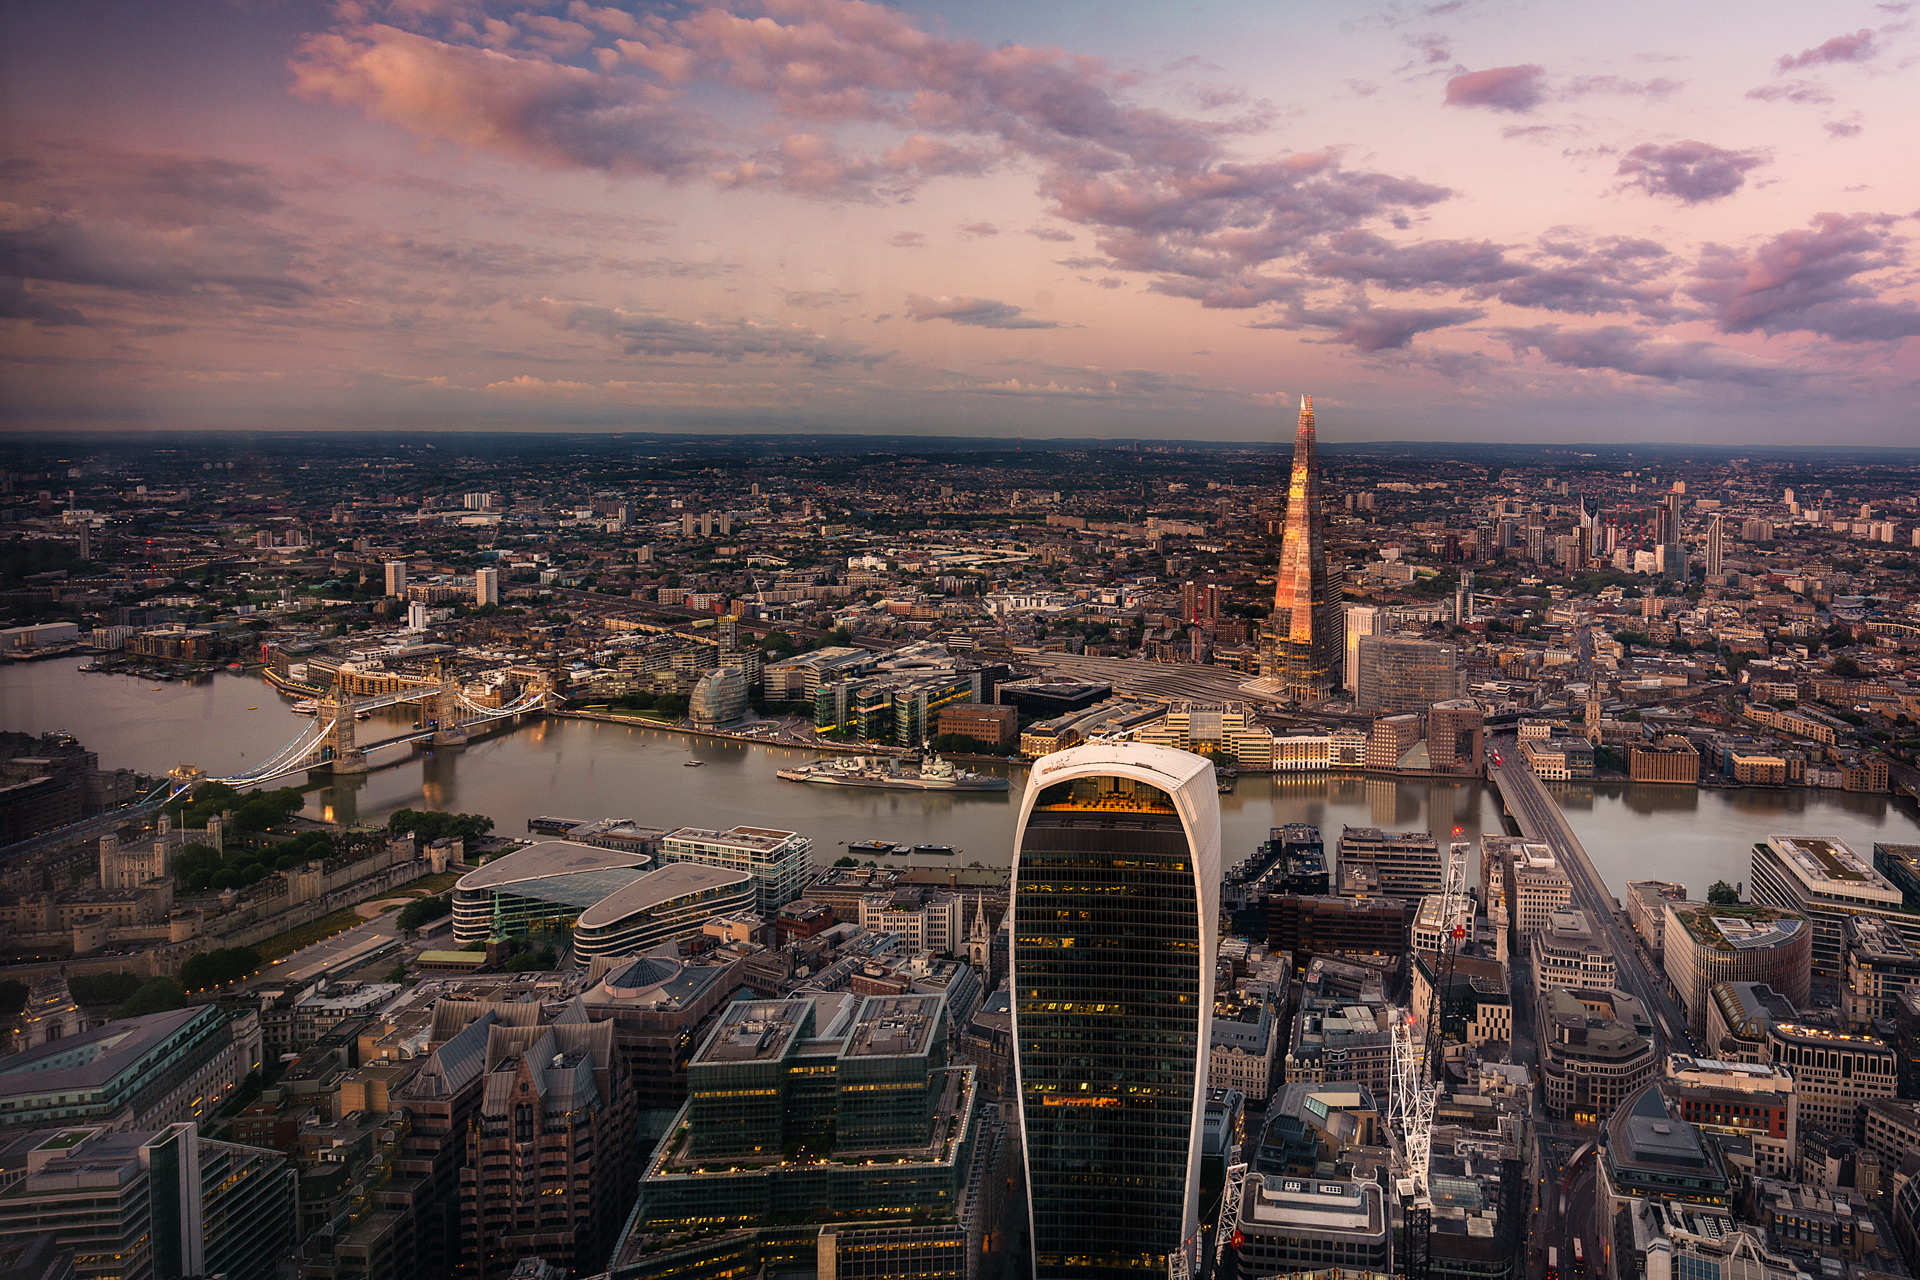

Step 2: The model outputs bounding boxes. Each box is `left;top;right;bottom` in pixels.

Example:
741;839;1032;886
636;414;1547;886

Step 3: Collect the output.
4;0;1919;443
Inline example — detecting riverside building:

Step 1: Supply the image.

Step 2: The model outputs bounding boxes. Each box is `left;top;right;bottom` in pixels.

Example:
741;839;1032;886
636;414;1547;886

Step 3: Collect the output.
1748;834;1920;979
1661;903;1813;1038
1010;742;1220;1278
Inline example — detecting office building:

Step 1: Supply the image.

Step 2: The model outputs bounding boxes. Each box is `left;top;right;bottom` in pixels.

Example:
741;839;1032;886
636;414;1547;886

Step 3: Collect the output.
1425;699;1484;776
1842;913;1920;1029
934;702;1018;749
1661;902;1812;1038
461;1018;635;1280
1483;836;1573;946
474;567;499;606
1540;988;1654;1125
1010;742;1219;1278
0;1125;294;1280
0;1005;261;1132
571;863;757;962
661;824;812;914
1209;990;1280;1103
452;840;656;942
384;560;408;597
1705;511;1724;579
1267;894;1409;965
1765;1021;1896;1140
1630;736;1700;784
1664;1056;1798;1179
613;994;996;1277
1262;396;1342;703
1599;1084;1732;1238
1749;834;1920;978
1624;881;1689;958
1343;604;1380;696
1231;1176;1393;1275
1355;637;1461;716
688;665;748;727
1336;827;1442;902
1531;910;1616;999
1662;492;1686;582
1704;981;1798;1064
1623;1203;1801;1280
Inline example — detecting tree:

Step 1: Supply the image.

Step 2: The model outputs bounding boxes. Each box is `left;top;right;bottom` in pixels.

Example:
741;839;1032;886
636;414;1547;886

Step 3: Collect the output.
397;893;452;929
116;976;186;1018
833;855;859;868
1707;880;1741;906
178;946;262;992
0;980;26;1021
1831;655;1863;679
384;965;409;984
68;971;143;1006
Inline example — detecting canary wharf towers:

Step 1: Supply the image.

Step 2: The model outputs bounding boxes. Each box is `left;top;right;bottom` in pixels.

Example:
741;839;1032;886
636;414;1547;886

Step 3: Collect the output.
1011;743;1221;1279
1263;394;1343;702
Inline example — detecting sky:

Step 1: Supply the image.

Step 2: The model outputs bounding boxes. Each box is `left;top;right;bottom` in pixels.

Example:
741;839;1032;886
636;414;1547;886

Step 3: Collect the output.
3;0;1919;445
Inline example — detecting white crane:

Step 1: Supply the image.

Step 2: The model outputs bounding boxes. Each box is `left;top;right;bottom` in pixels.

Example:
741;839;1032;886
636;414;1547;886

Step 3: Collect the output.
1390;839;1471;1280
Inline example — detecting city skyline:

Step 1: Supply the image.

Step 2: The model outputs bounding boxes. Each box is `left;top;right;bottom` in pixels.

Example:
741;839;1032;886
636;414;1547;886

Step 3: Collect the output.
4;1;1919;443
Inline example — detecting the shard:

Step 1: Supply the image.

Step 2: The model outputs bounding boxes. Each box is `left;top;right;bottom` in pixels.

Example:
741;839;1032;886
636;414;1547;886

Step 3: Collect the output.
1263;394;1343;701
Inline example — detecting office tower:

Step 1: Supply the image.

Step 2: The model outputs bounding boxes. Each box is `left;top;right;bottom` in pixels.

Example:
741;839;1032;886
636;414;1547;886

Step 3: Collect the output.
1426;699;1485;776
1663;492;1686;581
1355;636;1461;716
1011;743;1220;1278
474;567;499;605
1705;513;1724;579
384;559;408;597
1263;396;1342;702
1343;604;1379;695
0;1125;294;1280
462;1019;636;1280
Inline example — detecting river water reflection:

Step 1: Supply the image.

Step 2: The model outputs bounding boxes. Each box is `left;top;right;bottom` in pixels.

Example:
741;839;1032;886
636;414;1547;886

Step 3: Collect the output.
6;656;1917;892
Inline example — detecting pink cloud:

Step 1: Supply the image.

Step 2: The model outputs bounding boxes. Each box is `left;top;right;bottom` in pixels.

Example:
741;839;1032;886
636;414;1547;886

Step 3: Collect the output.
1444;65;1547;112
1776;29;1878;72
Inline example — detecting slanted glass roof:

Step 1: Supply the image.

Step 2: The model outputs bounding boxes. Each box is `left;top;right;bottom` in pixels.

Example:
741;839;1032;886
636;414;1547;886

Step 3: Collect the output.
498;867;650;909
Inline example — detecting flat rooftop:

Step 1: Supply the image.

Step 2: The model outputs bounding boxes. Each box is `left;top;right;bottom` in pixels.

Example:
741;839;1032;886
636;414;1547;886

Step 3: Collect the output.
665;825;800;853
1765;835;1902;902
693;999;810;1065
846;994;943;1058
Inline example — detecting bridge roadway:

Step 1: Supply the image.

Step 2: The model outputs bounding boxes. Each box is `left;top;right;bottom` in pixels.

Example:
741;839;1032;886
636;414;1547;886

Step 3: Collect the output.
1488;736;1696;1059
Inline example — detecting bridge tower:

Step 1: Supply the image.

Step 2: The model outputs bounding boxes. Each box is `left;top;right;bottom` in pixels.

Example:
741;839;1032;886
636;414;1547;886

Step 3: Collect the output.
323;691;368;774
433;664;469;746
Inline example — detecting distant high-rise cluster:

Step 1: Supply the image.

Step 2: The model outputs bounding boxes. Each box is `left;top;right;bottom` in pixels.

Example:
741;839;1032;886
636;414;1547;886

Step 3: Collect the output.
1262;395;1342;702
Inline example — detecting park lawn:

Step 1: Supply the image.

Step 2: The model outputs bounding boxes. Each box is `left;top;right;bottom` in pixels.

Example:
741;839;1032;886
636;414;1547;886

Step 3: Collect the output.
255;908;363;962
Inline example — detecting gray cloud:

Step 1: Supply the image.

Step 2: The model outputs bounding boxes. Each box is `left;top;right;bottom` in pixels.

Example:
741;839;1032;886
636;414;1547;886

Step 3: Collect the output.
1690;213;1920;342
1496;324;1801;385
1777;29;1878;72
905;294;1059;329
1616;141;1767;204
519;298;888;364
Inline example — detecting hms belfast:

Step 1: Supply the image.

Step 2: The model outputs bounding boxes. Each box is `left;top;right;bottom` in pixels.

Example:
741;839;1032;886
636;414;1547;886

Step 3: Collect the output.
1262;394;1344;703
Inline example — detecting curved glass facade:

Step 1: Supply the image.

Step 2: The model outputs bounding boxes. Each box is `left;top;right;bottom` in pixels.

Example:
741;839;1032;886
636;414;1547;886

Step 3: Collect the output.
1011;746;1219;1279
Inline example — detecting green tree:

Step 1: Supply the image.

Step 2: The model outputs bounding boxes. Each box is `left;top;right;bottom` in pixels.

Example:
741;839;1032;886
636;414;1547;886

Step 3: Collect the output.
68;971;143;1006
116;976;186;1018
0;980;26;1020
1830;655;1863;678
1707;880;1741;906
178;946;262;992
397;894;452;929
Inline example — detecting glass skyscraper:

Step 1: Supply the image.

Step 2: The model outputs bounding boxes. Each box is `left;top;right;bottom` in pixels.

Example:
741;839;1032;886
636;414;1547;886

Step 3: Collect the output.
1263;395;1342;703
1010;742;1221;1278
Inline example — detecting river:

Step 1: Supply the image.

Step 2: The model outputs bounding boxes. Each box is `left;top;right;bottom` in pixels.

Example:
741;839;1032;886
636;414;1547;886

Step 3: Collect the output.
6;656;1917;893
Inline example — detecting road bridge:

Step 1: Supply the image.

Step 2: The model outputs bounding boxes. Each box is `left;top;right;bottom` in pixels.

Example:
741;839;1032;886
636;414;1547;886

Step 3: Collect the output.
1488;737;1695;1058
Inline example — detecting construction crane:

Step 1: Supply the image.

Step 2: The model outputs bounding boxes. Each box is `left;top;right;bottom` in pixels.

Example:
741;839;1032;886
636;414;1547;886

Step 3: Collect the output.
1390;838;1471;1280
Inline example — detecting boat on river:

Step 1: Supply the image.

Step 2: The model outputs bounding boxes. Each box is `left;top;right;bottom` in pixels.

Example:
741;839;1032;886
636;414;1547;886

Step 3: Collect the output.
777;752;1009;792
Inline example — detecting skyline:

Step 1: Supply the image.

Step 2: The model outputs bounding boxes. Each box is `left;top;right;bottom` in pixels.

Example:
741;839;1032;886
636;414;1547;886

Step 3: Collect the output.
4;1;1920;443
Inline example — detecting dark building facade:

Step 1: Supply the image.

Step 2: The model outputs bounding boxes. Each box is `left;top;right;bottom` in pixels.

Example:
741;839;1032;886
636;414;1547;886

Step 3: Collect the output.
1011;744;1220;1278
1268;894;1412;966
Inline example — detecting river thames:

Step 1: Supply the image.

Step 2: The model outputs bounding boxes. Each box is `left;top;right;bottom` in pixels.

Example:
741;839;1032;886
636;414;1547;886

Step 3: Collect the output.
6;656;1918;894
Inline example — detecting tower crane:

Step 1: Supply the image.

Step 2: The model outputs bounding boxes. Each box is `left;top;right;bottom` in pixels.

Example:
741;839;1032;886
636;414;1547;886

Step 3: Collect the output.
1390;838;1471;1280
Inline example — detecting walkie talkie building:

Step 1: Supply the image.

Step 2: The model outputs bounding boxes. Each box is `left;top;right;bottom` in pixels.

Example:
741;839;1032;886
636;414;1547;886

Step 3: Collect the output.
1010;743;1221;1278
